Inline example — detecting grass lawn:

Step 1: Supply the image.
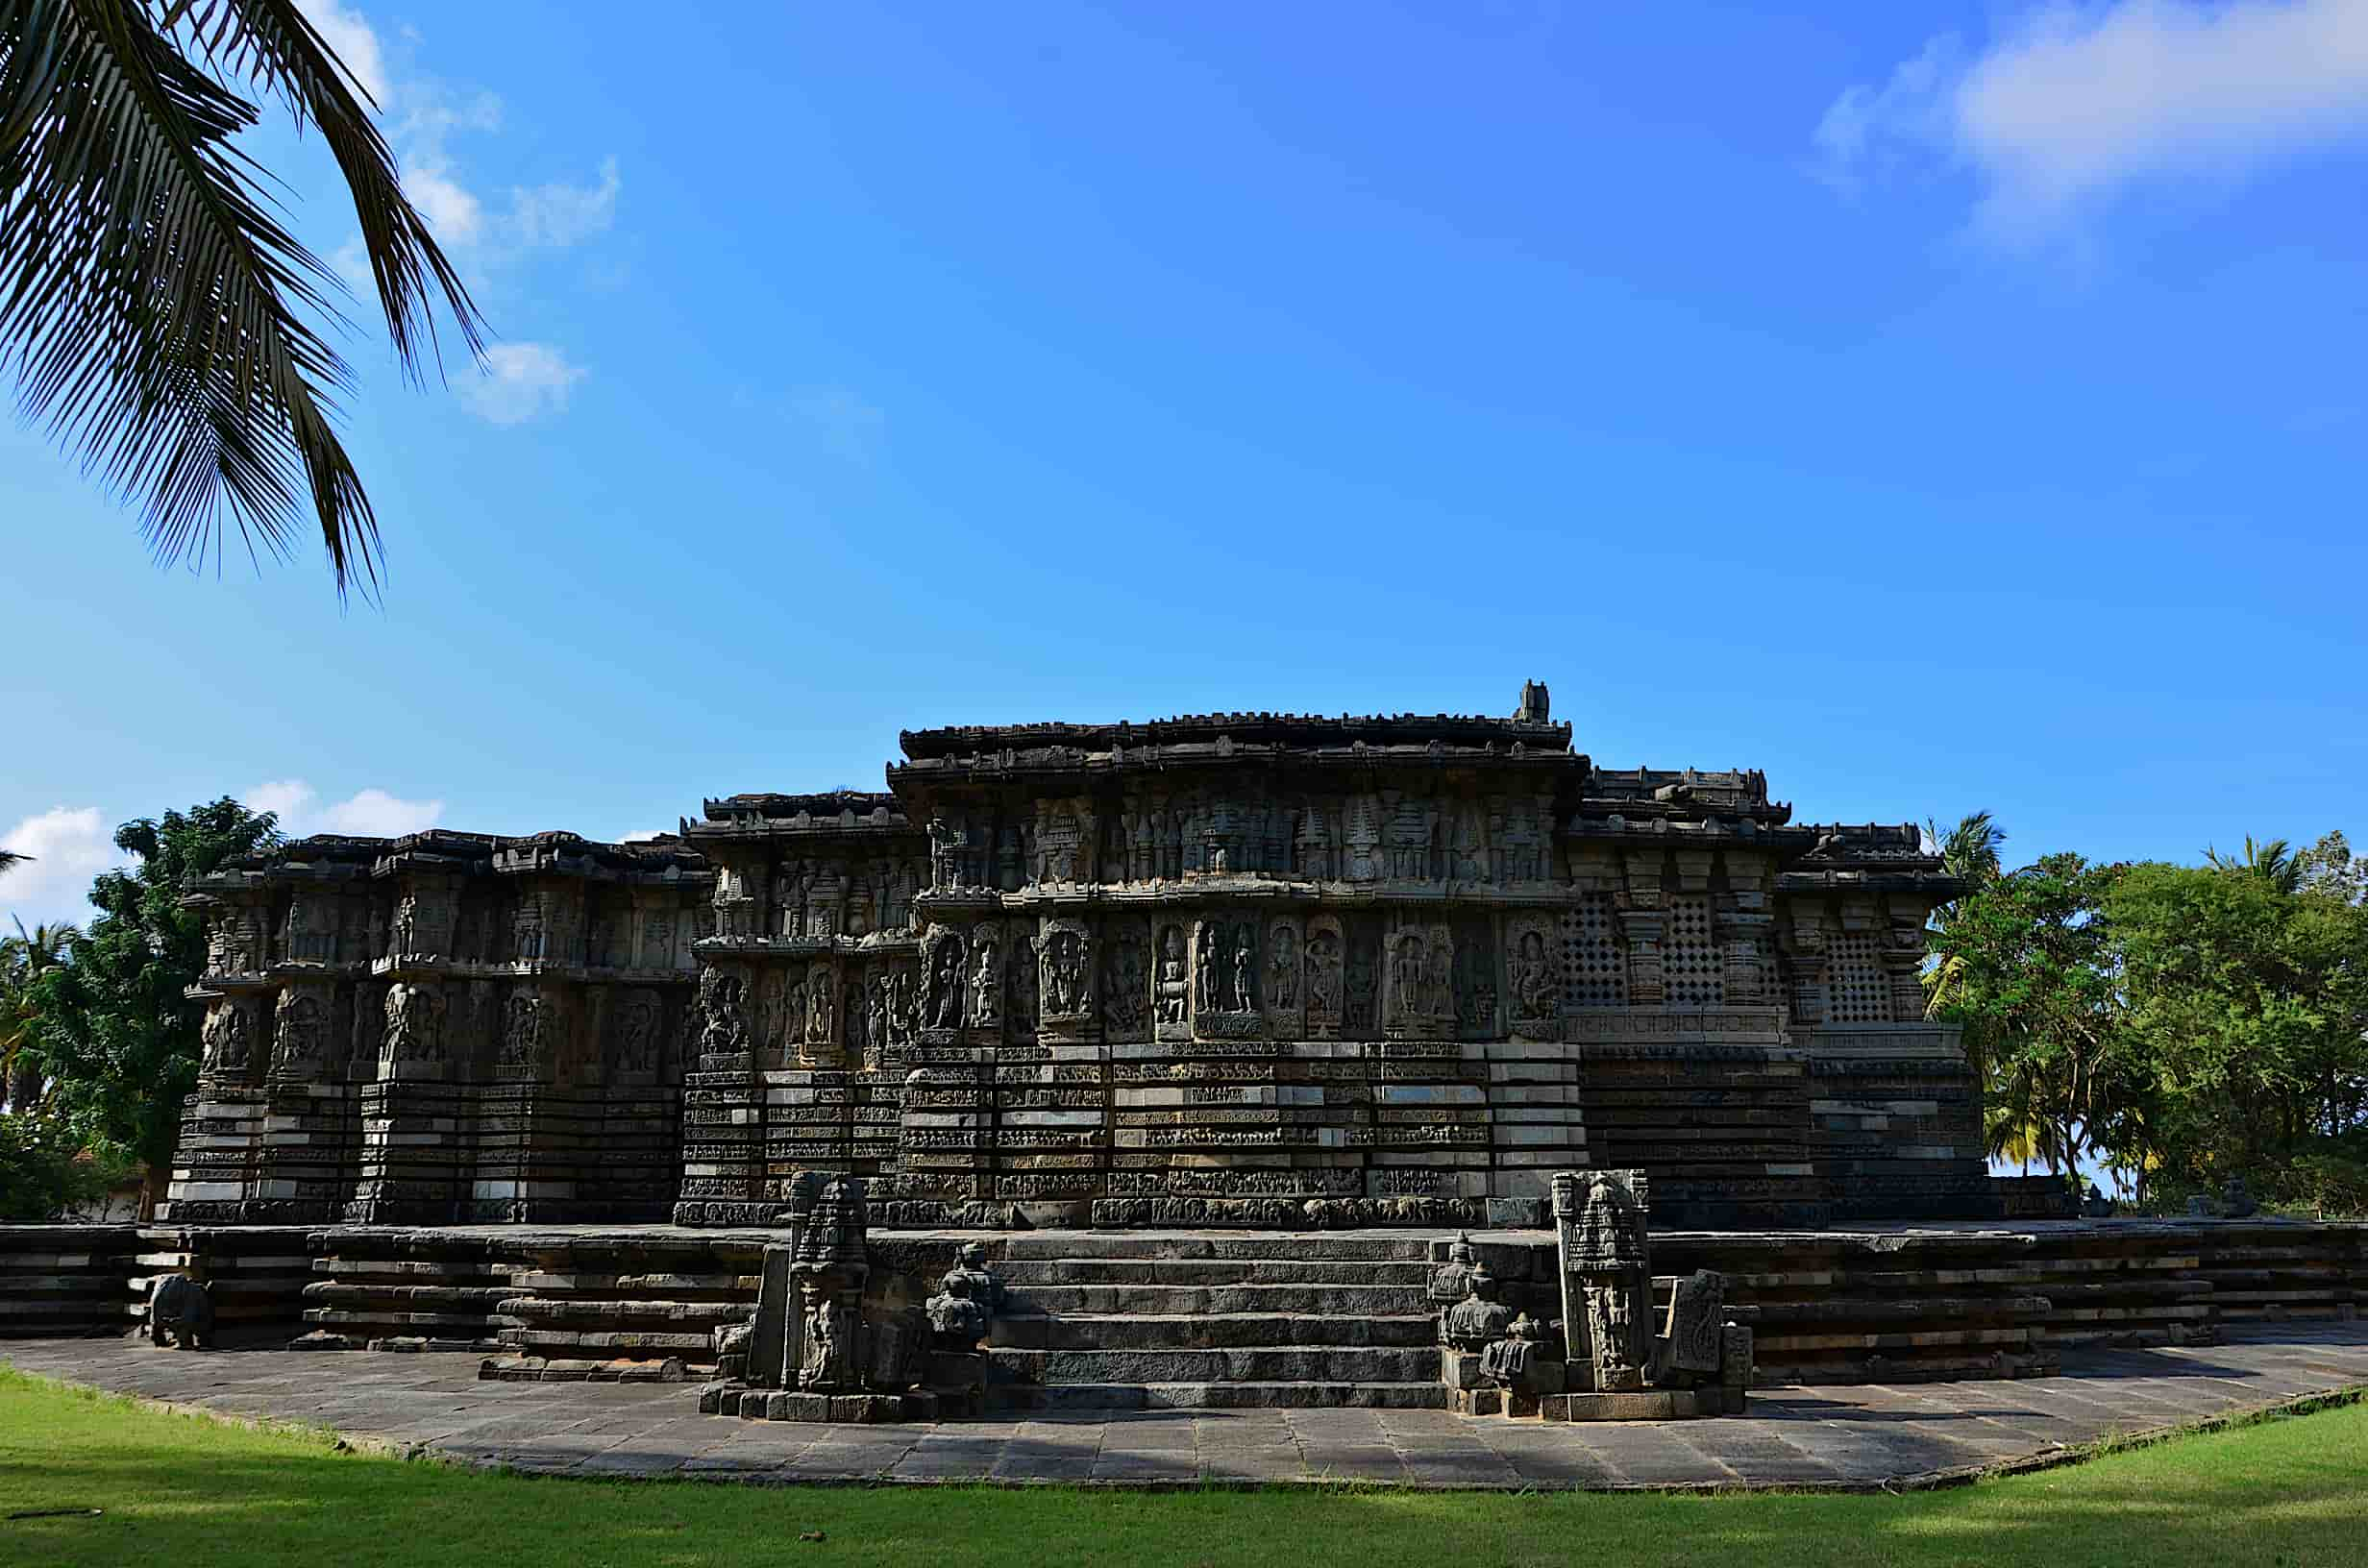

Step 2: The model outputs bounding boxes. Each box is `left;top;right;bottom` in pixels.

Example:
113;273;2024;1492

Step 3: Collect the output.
2;1369;2363;1568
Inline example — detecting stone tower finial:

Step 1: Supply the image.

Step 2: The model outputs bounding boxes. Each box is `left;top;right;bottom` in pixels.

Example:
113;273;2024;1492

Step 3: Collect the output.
1517;680;1550;723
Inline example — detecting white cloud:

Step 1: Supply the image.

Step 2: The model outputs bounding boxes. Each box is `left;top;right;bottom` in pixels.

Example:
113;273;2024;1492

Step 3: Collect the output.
407;168;483;245
295;0;390;104
510;158;621;249
1815;0;2368;239
247;780;445;839
315;789;445;837
1;807;124;930
616;828;669;843
459;342;588;425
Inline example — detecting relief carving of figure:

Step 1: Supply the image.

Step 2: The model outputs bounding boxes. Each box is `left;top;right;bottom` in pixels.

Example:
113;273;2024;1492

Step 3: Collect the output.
383;982;446;1065
866;975;892;1060
1155;924;1188;1024
696;968;748;1056
501;992;547;1070
1194;924;1221;1014
1392;933;1426;1022
202;1002;253;1072
806;965;835;1044
971;933;1001;1027
927;934;967;1029
618;992;660;1073
1268;921;1299;1010
272;992;325;1071
1306;930;1342;1017
391;894;418;958
1042;928;1087;1017
1107;930;1147;1030
1227;920;1256;1012
842;978;866;1058
1422;940;1454;1017
1513;928;1557;1022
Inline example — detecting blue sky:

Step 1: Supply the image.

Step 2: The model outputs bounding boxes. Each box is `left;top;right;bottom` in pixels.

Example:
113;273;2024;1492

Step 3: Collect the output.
7;0;2368;930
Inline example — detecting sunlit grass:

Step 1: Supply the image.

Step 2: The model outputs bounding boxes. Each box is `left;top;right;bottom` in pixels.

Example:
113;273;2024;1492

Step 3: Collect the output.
2;1368;2362;1567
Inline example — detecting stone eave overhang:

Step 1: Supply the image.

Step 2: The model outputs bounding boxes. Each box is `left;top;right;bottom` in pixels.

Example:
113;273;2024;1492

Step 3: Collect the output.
1562;813;1806;843
887;741;1589;788
1775;870;1966;897
899;710;1574;761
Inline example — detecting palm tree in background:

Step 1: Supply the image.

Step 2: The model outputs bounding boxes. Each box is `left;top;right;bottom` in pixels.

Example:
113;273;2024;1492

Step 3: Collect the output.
2205;835;2304;894
1;0;484;596
2;917;79;1112
1921;809;2006;1021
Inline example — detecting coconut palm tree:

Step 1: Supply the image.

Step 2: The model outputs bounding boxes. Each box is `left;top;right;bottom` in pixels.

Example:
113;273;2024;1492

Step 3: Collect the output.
1;0;484;596
1921;810;2006;1021
2;917;78;1112
0;849;25;875
2204;835;2303;894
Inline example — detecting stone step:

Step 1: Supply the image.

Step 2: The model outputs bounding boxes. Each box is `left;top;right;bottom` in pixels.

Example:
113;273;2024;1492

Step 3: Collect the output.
993;1380;1450;1411
994;1345;1442;1384
991;1311;1439;1351
987;1233;1436;1262
992;1259;1434;1286
1003;1282;1432;1316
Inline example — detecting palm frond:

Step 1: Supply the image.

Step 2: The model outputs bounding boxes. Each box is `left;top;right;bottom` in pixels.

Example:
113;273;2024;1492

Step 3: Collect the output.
0;0;484;598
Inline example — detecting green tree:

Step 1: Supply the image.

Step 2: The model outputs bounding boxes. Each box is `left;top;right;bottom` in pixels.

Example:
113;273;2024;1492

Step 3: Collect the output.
26;798;279;1204
3;917;81;1112
1;0;483;594
1925;852;2125;1196
2106;853;2368;1210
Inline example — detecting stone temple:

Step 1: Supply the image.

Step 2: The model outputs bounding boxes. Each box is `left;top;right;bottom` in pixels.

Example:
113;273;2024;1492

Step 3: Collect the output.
160;683;1988;1234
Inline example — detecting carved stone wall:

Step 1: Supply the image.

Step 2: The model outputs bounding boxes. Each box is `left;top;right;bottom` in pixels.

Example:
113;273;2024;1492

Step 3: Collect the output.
162;693;1995;1230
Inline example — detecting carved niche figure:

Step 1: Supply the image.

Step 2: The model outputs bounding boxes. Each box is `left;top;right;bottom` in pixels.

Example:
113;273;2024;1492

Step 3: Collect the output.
272;992;326;1073
512;897;546;962
1306;928;1342;1021
1422;938;1454;1018
696;968;749;1056
1448;801;1488;884
928;818;966;889
382;982;446;1065
1512;927;1557;1025
1041;927;1089;1017
866;974;892;1063
755;970;787;1057
390;894;419;959
1227;921;1256;1012
1105;928;1148;1033
970;931;1001;1028
842;977;866;1059
780;977;805;1057
617;991;661;1074
1267;920;1300;1011
1154;924;1189;1025
1194;923;1221;1014
1036;805;1085;884
284;899;332;964
806;964;835;1047
925;930;967;1030
501;992;548;1072
202;1001;254;1073
1391;932;1426;1024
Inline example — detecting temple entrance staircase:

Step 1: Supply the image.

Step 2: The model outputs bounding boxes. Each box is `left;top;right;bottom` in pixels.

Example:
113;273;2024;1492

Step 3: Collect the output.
984;1232;1445;1409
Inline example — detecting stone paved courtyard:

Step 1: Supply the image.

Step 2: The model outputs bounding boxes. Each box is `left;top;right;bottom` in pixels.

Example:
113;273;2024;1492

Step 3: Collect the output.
8;1321;2366;1489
